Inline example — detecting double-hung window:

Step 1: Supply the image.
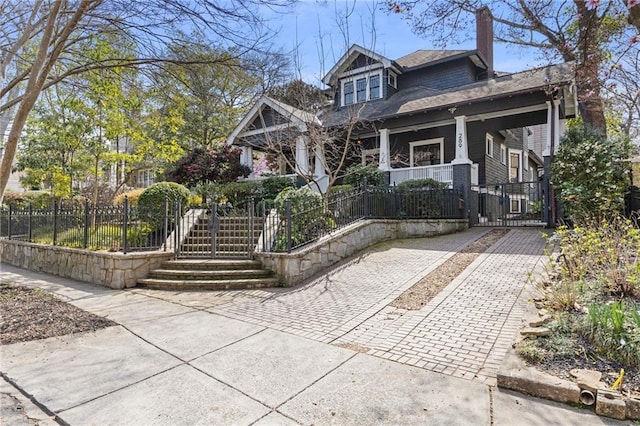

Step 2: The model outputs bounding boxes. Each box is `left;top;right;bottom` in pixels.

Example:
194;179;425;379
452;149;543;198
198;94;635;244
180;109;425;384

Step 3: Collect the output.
369;74;380;99
343;81;354;105
356;78;367;102
341;70;382;106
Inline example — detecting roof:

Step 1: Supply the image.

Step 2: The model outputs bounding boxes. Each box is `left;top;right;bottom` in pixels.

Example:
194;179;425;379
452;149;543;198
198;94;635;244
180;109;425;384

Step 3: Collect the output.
322;44;398;86
226;96;320;146
395;50;469;69
320;62;575;127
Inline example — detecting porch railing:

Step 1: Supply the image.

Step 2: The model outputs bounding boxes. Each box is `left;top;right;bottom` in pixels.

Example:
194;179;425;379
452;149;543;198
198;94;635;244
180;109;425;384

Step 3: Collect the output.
389;164;453;186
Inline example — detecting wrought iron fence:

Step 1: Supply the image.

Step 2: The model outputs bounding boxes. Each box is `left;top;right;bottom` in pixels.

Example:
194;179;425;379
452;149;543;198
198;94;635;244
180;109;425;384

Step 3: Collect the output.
0;198;178;253
262;185;464;253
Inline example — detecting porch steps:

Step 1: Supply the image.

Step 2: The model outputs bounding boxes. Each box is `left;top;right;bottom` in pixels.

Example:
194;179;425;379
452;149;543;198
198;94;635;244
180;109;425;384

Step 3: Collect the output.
137;259;280;291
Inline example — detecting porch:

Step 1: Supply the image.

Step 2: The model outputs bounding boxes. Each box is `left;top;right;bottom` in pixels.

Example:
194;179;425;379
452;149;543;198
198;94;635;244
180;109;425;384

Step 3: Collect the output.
388;163;479;187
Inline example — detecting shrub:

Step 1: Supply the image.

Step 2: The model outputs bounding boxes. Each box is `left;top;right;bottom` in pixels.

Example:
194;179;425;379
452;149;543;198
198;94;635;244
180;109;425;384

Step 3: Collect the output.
261;175;295;200
343;164;384;187
217;181;262;207
2;190;54;209
552;125;632;223
396;178;448;190
138;182;190;226
274;187;331;250
113;188;145;207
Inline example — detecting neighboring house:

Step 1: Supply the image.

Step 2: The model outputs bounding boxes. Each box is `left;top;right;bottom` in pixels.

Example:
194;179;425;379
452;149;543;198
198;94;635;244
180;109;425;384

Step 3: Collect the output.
227;8;576;224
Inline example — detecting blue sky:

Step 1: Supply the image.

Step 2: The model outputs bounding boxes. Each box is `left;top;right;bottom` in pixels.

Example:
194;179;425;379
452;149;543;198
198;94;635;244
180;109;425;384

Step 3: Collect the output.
266;1;542;86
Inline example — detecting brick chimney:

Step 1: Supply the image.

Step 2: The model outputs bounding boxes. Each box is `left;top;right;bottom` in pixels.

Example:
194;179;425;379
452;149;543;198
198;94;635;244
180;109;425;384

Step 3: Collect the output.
476;6;493;78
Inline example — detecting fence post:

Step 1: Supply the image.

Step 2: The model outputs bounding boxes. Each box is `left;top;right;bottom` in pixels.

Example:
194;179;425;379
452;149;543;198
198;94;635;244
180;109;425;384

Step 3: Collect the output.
122;196;129;254
83;199;89;248
28;203;33;242
162;197;169;251
248;197;254;258
52;199;58;246
7;204;12;240
363;179;370;218
285;197;292;253
262;198;267;253
172;200;179;255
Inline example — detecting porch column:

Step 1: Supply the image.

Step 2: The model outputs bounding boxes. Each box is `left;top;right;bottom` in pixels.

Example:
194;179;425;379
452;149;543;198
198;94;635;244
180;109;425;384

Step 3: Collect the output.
452;115;472;165
451;115;475;224
240;146;253;167
543;100;560;226
378;128;391;171
295;135;309;176
314;144;326;178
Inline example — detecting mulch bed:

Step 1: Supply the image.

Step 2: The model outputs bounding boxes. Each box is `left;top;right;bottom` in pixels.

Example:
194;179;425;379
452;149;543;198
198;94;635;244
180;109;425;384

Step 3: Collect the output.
391;229;510;310
0;284;116;345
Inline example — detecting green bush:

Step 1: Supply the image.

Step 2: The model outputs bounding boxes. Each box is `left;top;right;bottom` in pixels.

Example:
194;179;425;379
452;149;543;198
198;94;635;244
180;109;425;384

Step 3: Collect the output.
274;187;331;250
138;182;190;226
343;164;384;187
552;125;632;223
2;190;55;209
217;181;262;207
261;175;296;200
396;178;448;190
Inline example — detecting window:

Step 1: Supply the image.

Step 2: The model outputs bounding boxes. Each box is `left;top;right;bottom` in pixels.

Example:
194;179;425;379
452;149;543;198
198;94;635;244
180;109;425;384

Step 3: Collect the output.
388;71;397;88
523;152;529;171
356;78;367;102
343;81;354;105
409;138;444;167
369;75;380;99
510;199;521;213
500;144;507;165
509;150;522;182
486;134;494;157
340;70;383;106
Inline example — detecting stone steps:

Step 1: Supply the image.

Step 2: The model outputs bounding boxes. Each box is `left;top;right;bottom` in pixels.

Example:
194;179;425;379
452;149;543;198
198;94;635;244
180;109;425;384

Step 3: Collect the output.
137;259;280;291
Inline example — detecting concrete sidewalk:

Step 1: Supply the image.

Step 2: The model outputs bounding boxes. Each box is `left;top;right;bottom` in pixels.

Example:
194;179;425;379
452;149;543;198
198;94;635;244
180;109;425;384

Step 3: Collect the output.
0;229;631;425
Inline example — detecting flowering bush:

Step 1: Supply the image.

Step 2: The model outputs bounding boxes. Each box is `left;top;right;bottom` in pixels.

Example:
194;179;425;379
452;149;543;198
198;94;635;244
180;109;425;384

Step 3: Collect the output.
164;146;250;188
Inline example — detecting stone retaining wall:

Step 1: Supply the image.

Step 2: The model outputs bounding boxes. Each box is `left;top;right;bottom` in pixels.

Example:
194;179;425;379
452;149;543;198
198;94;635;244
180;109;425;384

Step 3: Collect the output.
255;219;467;286
0;240;173;289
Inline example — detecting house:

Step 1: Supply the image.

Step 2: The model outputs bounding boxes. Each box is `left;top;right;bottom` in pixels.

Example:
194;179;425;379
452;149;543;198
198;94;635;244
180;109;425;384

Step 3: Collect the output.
227;8;576;225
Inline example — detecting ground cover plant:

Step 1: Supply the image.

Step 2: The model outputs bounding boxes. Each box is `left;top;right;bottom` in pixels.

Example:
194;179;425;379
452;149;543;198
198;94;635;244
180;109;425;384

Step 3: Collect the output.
517;216;640;394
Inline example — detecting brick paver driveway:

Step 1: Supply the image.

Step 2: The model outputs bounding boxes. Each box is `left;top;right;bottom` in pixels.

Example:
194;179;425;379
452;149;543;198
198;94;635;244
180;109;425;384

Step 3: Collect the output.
137;228;548;386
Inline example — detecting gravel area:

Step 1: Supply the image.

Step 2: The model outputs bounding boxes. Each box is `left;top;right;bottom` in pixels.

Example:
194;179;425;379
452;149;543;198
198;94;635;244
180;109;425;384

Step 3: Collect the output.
0;284;116;345
391;229;510;310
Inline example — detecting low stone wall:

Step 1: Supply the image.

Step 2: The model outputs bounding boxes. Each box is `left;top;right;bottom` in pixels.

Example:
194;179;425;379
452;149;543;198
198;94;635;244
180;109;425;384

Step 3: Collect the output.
0;239;173;289
255;219;467;286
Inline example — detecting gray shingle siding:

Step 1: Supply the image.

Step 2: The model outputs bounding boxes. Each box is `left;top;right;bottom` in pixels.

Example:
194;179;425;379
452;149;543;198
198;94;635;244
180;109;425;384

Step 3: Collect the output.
398;59;477;91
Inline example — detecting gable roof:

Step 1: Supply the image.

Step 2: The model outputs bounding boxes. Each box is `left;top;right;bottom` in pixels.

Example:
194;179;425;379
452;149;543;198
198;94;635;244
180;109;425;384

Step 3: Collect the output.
226;96;320;146
320;62;575;127
395;50;468;69
322;44;399;87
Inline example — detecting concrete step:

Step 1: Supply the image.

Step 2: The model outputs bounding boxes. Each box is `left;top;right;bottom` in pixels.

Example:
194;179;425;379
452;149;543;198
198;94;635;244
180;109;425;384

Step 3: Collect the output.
160;259;264;270
183;236;261;244
149;269;273;280
137;277;281;291
180;243;256;251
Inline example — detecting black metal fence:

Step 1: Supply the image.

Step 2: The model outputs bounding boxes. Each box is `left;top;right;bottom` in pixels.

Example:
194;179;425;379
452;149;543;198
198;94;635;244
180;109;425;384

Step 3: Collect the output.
262;185;464;253
0;198;178;253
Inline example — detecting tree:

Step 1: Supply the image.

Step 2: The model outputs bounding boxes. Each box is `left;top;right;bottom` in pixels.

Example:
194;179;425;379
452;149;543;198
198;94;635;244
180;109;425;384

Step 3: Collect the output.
387;1;640;133
0;0;295;203
552;125;632;222
257;98;366;201
268;79;328;113
164;146;250;188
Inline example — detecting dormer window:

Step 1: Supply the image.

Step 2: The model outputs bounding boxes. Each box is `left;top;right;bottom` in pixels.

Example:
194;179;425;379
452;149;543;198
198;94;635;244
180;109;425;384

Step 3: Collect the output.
340;70;382;106
388;71;397;89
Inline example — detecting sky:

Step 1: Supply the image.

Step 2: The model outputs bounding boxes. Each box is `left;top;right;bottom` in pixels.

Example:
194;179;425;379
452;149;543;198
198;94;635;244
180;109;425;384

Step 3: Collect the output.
266;0;543;87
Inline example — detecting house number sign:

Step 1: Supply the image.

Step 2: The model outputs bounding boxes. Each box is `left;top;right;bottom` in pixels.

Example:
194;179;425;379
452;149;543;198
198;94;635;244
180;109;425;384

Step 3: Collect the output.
457;134;463;148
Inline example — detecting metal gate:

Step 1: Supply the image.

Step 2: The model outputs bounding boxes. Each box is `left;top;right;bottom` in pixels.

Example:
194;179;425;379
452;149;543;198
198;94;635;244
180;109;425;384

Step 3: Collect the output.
173;199;260;259
473;181;546;227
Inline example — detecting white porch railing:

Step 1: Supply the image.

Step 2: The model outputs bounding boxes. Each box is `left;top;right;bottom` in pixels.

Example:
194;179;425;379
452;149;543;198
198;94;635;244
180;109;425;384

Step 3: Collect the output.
389;164;453;186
